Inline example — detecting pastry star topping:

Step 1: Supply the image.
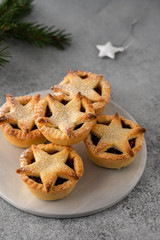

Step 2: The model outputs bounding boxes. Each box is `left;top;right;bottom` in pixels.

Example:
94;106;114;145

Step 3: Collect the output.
92;113;145;156
96;41;124;59
16;145;78;193
38;93;96;137
52;70;104;102
0;94;40;133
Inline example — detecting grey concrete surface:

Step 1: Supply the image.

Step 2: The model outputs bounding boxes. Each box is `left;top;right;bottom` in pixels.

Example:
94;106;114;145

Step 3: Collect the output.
0;0;160;239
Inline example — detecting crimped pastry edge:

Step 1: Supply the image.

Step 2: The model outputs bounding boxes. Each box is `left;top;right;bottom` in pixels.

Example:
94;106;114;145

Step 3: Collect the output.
17;143;84;200
84;114;145;169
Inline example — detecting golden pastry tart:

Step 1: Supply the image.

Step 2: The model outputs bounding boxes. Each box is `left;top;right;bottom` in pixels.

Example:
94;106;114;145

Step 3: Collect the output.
0;94;46;148
35;92;96;145
16;143;84;200
84;113;146;169
51;70;111;114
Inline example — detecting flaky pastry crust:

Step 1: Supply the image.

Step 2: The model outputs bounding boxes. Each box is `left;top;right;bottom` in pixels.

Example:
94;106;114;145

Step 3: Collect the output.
34;92;96;145
16;143;84;200
0;94;46;148
84;113;146;169
51;70;111;114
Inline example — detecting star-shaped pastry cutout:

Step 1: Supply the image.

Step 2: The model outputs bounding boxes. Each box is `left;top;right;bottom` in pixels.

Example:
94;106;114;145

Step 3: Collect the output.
96;41;124;59
52;70;104;102
38;93;96;137
0;94;40;133
16;145;78;192
92;113;145;156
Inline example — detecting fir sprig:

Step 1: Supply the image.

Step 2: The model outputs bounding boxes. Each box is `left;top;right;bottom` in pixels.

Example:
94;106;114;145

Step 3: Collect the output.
0;0;71;67
8;22;71;48
0;0;33;25
0;43;10;66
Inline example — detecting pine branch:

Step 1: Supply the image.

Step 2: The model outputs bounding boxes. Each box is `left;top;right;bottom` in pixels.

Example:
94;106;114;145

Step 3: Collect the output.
0;42;11;66
0;0;72;66
0;0;33;25
8;22;71;49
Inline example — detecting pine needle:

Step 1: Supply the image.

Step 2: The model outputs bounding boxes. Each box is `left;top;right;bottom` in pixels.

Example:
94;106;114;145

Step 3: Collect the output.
0;43;11;67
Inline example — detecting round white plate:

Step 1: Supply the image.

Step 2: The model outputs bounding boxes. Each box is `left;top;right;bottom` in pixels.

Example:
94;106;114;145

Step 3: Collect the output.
0;90;147;218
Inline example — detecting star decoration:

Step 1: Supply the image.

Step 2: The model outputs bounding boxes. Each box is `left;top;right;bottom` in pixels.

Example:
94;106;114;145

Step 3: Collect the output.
96;41;124;59
92;113;145;156
38;93;96;137
52;70;104;102
0;94;40;133
16;145;78;192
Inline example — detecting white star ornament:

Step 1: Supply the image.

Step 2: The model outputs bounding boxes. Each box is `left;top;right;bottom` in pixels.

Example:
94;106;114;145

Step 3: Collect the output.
96;41;124;59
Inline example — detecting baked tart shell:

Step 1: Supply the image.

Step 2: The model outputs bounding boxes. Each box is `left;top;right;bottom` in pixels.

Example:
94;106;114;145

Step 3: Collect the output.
22;175;77;201
35;93;96;146
52;70;111;115
85;144;137;169
1;123;46;148
84;114;145;169
16;143;84;200
0;95;46;148
37;122;95;146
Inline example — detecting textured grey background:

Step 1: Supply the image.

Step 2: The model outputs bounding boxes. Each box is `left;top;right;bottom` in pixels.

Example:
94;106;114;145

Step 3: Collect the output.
0;0;160;239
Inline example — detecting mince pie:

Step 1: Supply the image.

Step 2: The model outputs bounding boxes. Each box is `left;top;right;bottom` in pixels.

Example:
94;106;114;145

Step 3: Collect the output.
84;113;146;169
51;70;111;114
0;94;46;148
34;92;96;145
16;143;84;200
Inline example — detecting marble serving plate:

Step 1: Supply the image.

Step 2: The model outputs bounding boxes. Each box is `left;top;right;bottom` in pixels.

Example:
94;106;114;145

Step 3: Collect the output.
0;90;147;218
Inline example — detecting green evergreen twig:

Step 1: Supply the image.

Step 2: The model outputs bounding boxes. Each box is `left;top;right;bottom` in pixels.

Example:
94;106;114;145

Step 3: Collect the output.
0;43;11;66
8;22;71;49
0;0;33;25
0;0;71;67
